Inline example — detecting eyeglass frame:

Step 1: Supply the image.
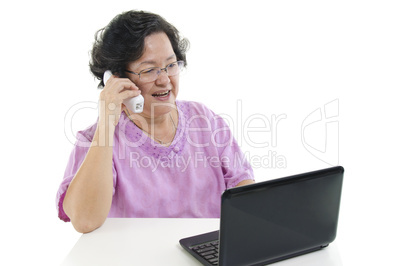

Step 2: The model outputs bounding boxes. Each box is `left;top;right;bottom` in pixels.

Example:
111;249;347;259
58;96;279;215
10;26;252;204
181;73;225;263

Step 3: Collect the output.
124;60;184;82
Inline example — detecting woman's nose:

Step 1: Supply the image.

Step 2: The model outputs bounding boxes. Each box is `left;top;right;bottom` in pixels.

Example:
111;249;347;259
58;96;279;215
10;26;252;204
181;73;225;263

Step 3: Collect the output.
155;70;170;85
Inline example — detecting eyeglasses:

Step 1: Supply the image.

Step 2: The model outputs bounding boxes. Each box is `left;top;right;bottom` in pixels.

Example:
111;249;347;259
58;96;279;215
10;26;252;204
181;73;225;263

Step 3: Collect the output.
125;61;184;82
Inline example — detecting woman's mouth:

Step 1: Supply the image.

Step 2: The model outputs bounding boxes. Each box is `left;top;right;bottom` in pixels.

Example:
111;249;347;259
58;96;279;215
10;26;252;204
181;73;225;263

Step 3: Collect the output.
152;90;171;98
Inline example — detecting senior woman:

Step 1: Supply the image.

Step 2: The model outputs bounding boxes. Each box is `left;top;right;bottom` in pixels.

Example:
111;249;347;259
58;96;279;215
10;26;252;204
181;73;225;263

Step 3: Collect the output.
56;10;254;233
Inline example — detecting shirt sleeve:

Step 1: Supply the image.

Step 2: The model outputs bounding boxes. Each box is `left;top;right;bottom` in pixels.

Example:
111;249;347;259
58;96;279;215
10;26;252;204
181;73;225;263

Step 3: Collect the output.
194;102;255;189
55;125;117;222
213;116;254;189
220;137;254;189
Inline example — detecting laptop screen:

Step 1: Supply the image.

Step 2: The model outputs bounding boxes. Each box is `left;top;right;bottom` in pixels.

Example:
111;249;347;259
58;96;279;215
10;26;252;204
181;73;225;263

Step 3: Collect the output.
218;166;344;266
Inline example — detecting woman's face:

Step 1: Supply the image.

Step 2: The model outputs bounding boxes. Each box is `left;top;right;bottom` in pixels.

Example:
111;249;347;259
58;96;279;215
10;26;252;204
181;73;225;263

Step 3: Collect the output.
125;32;180;118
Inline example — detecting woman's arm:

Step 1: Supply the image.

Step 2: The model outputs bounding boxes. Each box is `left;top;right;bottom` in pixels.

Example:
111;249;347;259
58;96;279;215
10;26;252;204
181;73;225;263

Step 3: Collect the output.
63;75;140;233
236;179;255;187
63;120;115;233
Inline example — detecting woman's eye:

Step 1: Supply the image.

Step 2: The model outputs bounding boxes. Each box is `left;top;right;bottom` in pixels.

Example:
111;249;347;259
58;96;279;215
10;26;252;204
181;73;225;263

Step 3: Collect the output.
167;62;177;68
142;68;156;74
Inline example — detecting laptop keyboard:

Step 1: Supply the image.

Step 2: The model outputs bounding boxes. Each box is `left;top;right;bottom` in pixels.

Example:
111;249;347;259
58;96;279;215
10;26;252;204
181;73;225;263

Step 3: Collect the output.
191;240;220;265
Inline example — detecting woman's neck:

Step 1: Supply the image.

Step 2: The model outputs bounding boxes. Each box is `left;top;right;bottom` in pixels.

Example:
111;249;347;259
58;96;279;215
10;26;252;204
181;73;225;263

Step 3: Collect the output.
124;108;178;146
127;110;171;128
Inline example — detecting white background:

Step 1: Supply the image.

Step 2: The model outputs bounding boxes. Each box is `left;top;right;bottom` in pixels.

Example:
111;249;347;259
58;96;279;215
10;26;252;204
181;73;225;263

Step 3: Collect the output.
1;0;401;265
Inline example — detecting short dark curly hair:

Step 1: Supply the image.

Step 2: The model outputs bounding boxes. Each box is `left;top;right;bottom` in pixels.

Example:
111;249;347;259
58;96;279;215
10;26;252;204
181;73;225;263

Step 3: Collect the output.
89;10;189;87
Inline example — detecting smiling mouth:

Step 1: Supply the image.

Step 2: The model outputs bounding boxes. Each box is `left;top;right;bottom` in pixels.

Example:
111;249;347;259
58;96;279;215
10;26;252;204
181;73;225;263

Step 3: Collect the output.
152;90;170;97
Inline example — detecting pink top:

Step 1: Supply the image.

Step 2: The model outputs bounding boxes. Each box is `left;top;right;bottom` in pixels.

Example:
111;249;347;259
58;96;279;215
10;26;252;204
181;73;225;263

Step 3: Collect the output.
56;100;254;221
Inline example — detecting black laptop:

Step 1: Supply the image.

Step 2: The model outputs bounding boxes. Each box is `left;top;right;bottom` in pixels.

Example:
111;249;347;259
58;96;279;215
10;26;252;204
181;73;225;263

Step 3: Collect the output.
180;166;344;266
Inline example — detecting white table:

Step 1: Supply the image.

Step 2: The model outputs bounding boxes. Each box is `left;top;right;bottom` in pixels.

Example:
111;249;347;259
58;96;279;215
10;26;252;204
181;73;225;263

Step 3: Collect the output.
61;218;343;266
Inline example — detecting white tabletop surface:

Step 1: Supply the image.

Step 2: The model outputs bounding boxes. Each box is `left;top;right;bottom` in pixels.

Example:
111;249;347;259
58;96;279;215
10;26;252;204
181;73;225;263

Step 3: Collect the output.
61;218;343;266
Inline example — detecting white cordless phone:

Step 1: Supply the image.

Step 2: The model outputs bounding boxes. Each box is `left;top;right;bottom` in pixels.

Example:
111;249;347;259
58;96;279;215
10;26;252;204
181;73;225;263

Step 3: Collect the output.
103;70;144;113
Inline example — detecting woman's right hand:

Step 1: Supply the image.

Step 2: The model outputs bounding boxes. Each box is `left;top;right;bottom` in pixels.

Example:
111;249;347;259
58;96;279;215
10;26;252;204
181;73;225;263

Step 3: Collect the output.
99;75;141;126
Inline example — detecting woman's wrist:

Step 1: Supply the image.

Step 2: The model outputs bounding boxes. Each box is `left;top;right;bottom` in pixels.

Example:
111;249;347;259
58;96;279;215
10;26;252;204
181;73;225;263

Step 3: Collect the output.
91;116;117;148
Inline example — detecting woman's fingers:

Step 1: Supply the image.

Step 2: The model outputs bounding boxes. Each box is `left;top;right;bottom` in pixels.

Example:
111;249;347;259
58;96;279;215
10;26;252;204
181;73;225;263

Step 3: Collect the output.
105;76;139;94
119;88;141;100
101;76;141;103
99;76;142;126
